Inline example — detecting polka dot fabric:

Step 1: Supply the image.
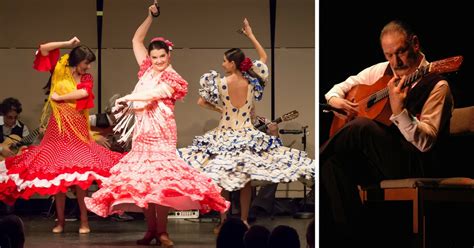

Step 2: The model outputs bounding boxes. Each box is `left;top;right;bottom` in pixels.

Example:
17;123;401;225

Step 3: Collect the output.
178;61;315;192
0;103;123;205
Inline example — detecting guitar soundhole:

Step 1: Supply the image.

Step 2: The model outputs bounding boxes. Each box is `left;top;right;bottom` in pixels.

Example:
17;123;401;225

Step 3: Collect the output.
367;96;376;109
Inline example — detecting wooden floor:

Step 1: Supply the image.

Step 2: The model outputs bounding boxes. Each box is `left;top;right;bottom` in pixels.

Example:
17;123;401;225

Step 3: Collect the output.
19;213;313;247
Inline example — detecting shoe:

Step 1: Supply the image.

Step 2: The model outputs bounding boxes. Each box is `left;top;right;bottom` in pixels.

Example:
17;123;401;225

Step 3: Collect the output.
79;221;90;234
136;231;157;245
52;224;64;233
111;213;134;222
157;232;174;248
79;226;90;234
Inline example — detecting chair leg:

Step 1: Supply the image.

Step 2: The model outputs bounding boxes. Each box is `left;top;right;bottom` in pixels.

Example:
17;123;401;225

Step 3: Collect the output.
412;188;418;234
417;188;425;248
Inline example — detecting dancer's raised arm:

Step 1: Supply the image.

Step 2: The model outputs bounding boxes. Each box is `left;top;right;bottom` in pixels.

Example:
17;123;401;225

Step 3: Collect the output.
39;37;80;56
132;4;159;65
241;18;267;64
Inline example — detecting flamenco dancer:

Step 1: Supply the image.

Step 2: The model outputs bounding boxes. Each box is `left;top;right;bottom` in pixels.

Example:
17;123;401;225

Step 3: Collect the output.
178;18;315;233
85;4;229;247
0;37;123;234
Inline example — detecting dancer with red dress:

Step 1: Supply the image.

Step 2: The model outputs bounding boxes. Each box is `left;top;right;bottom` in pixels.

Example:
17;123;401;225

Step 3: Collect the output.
0;37;123;234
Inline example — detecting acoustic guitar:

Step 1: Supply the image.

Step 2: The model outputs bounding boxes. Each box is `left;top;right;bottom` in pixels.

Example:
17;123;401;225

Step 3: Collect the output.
255;110;299;132
0;127;42;161
329;56;463;137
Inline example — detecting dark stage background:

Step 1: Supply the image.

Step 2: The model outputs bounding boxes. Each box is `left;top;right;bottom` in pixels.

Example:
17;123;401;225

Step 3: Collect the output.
319;0;474;144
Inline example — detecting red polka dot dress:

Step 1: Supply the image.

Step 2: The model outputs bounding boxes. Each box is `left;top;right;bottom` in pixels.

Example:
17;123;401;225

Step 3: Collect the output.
0;49;123;205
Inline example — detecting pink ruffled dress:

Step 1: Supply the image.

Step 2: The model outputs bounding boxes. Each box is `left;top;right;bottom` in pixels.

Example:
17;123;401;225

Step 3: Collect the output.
85;58;229;217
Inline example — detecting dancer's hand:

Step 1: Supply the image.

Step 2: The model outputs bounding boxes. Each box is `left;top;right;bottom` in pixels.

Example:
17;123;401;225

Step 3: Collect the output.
50;92;62;102
149;3;159;17
67;37;81;47
95;135;111;149
113;97;129;114
115;96;128;106
241;18;253;37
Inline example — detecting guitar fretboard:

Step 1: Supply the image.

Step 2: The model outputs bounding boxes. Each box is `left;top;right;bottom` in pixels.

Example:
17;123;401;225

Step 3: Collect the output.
14;127;41;148
365;65;430;108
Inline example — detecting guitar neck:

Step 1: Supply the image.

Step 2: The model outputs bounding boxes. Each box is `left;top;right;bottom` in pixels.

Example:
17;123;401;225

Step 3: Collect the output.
16;128;40;147
255;110;299;132
368;65;430;107
401;65;430;89
256;117;281;132
272;117;283;124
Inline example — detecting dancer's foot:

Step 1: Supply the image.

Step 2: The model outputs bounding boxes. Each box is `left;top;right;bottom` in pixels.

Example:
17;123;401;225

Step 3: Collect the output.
78;223;90;234
157;232;174;248
52;223;64;233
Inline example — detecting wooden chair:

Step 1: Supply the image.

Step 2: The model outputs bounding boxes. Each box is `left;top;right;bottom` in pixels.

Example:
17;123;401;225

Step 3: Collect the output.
359;106;474;248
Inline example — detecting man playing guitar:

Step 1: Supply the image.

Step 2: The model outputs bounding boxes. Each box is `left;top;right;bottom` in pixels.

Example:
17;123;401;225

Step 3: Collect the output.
0;98;30;159
320;20;457;247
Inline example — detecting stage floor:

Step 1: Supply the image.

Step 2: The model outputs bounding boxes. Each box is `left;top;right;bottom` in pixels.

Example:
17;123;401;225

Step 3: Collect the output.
19;214;313;247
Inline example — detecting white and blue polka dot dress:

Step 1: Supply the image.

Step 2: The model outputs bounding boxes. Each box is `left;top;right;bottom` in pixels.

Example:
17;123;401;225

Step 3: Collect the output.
178;60;314;192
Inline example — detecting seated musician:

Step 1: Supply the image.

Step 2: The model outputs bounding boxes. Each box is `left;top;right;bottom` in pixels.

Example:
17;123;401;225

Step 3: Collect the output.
320;20;454;246
0;98;30;159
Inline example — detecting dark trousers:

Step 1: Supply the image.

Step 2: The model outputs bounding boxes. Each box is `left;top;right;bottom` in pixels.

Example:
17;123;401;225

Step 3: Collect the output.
320;118;425;246
251;183;278;214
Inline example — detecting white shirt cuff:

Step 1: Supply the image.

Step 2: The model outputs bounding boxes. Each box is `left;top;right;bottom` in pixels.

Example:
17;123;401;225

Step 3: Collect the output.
390;109;415;130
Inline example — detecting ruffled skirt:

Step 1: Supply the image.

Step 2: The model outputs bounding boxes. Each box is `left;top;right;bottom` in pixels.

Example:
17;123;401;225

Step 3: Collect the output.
0;107;123;205
178;127;315;191
85;144;230;217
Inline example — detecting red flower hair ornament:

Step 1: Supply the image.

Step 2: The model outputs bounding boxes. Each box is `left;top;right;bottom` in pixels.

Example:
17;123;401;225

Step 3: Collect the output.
239;57;253;72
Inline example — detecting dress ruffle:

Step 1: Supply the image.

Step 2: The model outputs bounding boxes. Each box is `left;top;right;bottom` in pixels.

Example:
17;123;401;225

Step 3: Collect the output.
199;60;268;103
199;70;220;104
85;149;230;217
0;105;123;205
178;128;315;191
76;74;95;110
0;160;108;205
188;127;282;154
160;70;188;101
33;48;60;72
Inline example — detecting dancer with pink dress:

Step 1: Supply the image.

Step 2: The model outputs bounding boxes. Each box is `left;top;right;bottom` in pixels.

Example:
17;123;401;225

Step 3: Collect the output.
84;4;229;247
0;37;123;234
